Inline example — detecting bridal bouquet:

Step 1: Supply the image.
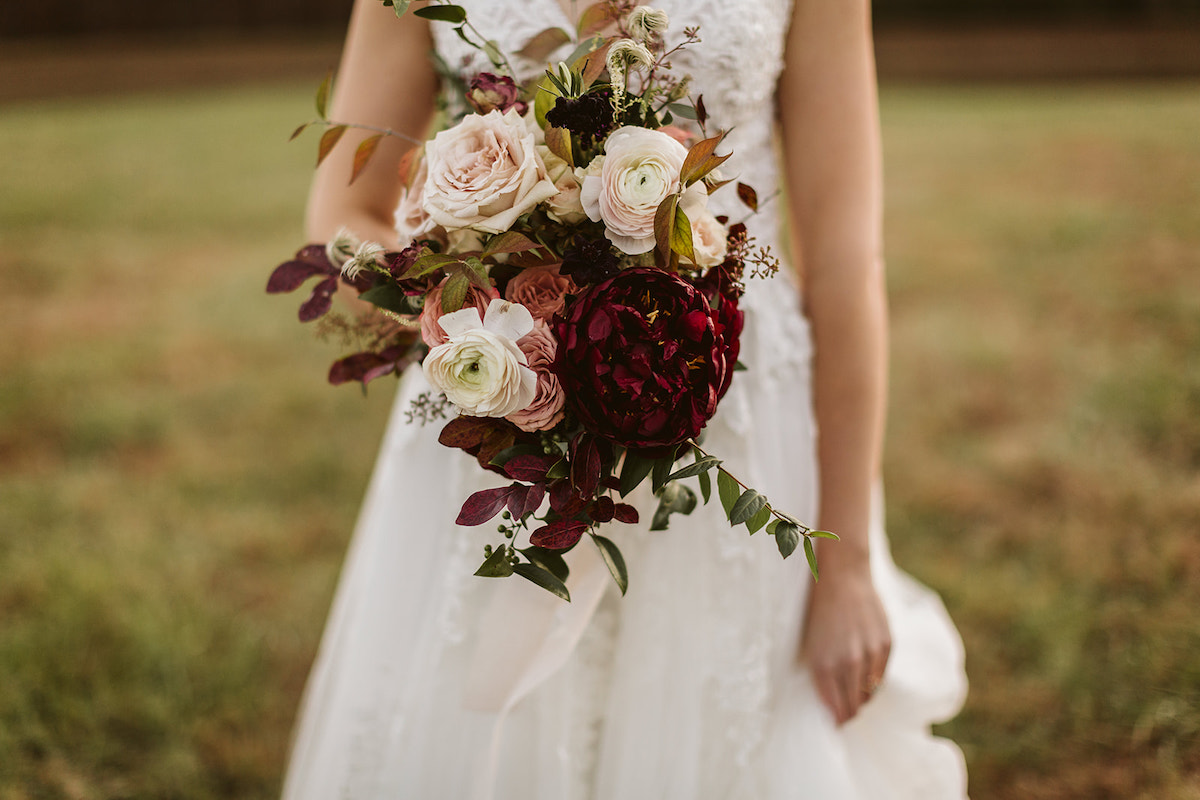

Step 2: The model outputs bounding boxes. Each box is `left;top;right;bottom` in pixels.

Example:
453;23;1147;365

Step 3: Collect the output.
269;0;834;600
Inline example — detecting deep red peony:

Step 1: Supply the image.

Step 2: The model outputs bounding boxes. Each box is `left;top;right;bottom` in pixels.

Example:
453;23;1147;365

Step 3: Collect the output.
553;267;742;450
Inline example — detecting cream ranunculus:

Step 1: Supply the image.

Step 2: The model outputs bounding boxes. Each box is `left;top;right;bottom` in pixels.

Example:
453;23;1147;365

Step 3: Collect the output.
423;299;538;418
579;126;708;255
421;109;560;235
686;206;729;268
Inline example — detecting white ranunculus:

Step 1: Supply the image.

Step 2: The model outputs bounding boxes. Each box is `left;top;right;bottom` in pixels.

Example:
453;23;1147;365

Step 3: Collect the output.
421;109;560;235
687;207;729;268
423;299;538;418
579;126;708;255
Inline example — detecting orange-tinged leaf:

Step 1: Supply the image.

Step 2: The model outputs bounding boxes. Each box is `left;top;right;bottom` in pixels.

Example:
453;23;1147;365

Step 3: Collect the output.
397;145;422;186
544;126;574;167
289;122;311;142
577;2;618;36
680;133;727;186
317;125;347;167
484;231;541;257
517;27;572;61
350;134;384;185
654;193;678;266
578;40;613;87
736;182;759;211
315;71;332;118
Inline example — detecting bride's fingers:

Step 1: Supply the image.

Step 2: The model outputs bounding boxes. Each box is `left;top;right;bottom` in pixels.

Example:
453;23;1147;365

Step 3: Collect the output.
812;664;848;725
840;653;865;722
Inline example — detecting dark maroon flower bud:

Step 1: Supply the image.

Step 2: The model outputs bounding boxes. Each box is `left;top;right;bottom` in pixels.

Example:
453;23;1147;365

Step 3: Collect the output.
553;267;742;450
466;73;528;115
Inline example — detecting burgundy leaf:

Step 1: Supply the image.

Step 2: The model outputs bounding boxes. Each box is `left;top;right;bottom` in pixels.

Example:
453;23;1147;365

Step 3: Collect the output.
456;485;517;526
439;416;500;451
591;495;615;523
529;519;589;550
298;276;338;322
267;259;328;294
507;482;546;518
613;503;639;524
328;352;390;386
549;480;589;517
570;435;602;498
502;454;559;482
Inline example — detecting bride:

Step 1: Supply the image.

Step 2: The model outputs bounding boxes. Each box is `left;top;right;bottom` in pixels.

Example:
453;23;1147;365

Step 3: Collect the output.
281;0;969;797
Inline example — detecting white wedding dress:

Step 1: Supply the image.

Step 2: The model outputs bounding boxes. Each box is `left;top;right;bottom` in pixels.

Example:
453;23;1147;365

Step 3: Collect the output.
282;1;969;797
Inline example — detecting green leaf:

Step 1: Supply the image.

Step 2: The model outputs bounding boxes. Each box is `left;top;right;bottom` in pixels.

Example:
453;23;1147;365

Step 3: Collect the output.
441;272;470;313
513;562;571;601
651;455;674;494
592;534;628;596
729;489;767;526
358;284;421;316
668;102;698;121
403;252;460;280
483;39;506;68
698;469;712;505
474;546;514;577
618;451;655;497
315;71;332;118
414;4;467;23
382;0;413;18
650;483;697;531
484;231;540;257
520;546;570;583
546;458;569;480
670;204;695;261
810;530;840;540
745;504;771;535
665;455;721;483
717;469;740;518
775;521;801;559
803;535;818;579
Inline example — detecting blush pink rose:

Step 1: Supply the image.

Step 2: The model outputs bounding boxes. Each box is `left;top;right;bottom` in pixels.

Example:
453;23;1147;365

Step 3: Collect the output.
504;264;576;323
393;154;438;245
420;278;500;348
421;109;560;235
507;321;566;432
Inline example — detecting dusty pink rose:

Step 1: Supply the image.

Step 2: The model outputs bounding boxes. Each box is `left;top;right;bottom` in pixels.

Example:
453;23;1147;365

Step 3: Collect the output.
579;126;708;254
420;278;500;347
504;264;575;322
507;321;566;432
422;109;559;234
686;207;729;268
393;154;438;245
656;125;693;146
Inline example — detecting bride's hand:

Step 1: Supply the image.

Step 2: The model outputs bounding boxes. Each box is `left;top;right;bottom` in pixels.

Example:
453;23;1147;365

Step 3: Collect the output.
798;560;891;725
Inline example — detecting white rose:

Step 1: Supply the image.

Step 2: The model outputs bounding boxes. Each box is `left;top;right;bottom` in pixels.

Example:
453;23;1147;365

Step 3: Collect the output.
579;126;708;255
423;299;538;417
686;207;729;268
422;109;560;235
538;146;587;225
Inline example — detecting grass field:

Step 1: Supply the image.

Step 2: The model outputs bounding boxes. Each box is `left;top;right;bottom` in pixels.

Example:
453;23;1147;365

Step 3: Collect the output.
0;80;1197;798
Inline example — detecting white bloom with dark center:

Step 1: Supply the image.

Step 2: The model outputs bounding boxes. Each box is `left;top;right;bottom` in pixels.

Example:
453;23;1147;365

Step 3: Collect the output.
423;299;538;418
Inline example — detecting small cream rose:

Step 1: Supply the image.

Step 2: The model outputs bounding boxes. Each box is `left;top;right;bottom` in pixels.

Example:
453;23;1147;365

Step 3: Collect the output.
422;109;560;235
626;7;669;42
423;299;538;418
393;155;438;245
686;207;729;268
579;126;708;254
538;146;587;225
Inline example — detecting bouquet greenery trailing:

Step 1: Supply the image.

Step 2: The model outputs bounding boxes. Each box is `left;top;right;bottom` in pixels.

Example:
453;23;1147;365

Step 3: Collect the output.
269;0;836;600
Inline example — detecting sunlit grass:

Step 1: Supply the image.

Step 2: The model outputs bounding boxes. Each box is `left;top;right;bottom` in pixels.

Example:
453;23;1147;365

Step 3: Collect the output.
1;81;1198;797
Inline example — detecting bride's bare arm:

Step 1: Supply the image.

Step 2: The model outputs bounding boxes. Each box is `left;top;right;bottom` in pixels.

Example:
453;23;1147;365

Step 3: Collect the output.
778;0;892;725
306;0;439;245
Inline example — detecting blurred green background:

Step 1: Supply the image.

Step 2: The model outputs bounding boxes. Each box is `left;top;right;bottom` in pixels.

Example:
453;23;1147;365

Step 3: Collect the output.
1;3;1199;798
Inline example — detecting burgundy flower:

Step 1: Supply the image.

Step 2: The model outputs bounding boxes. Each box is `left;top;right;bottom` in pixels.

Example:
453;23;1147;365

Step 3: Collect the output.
553;267;742;450
466;73;527;115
